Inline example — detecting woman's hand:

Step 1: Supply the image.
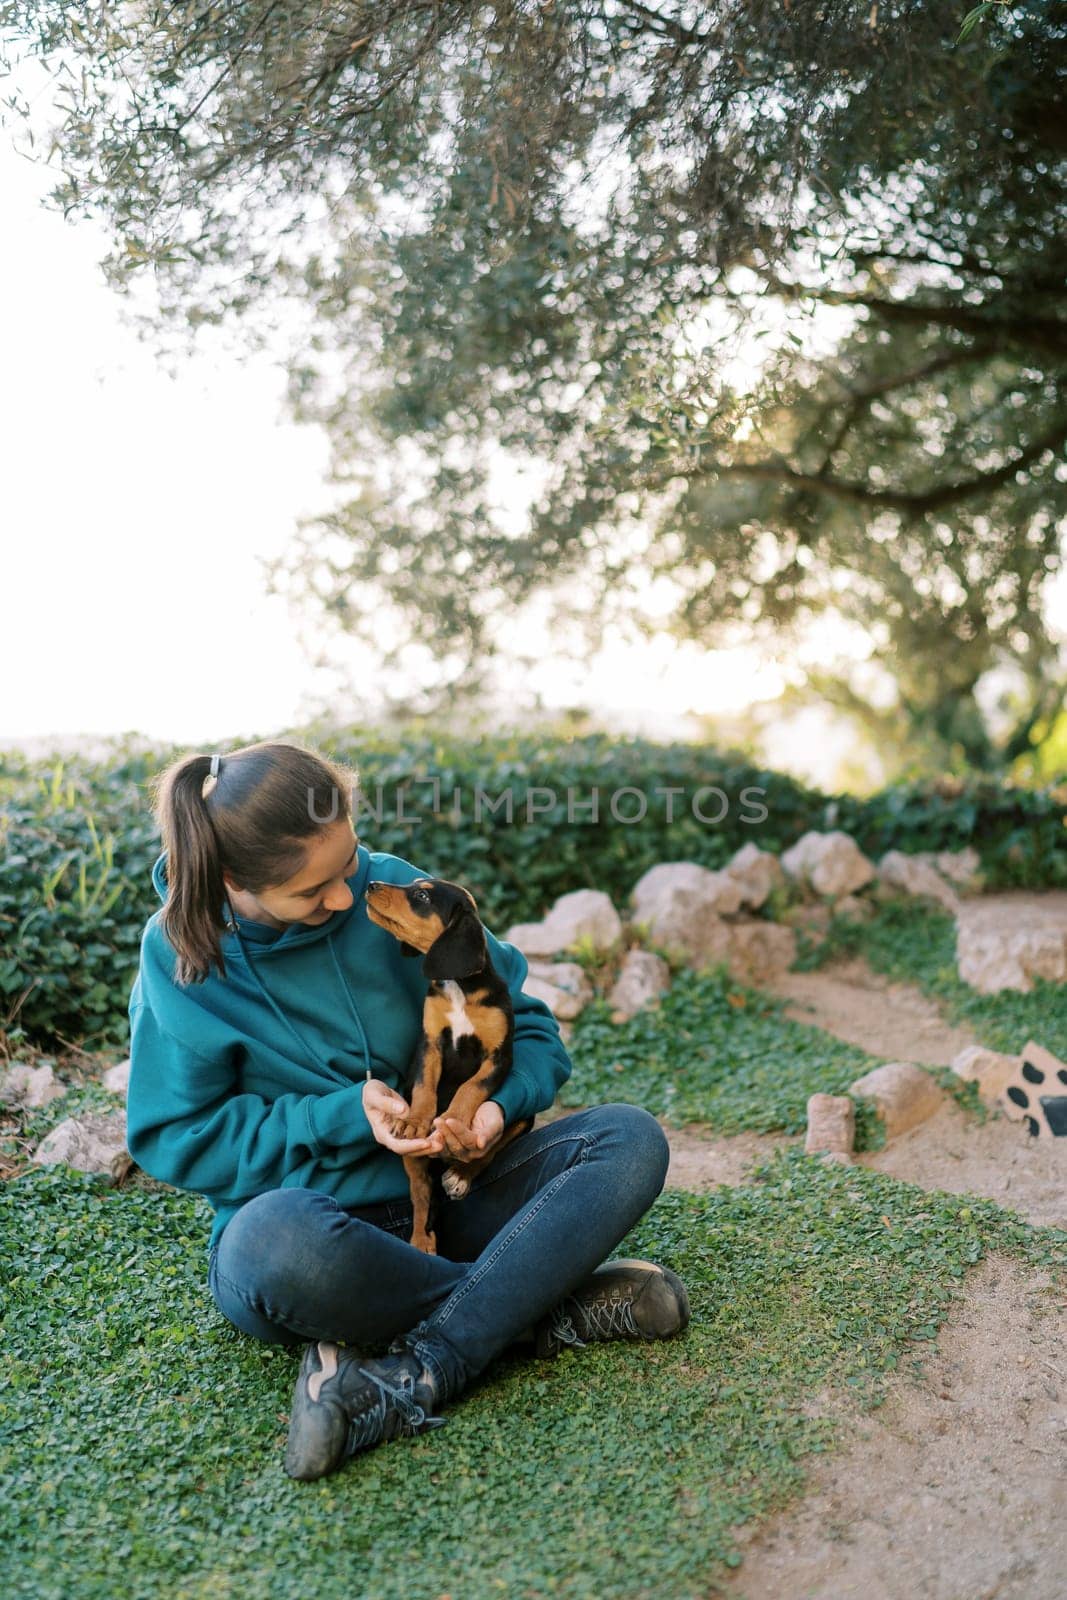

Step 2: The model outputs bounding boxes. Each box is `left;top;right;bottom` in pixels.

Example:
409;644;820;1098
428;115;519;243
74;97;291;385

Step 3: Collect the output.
363;1078;447;1156
432;1100;506;1164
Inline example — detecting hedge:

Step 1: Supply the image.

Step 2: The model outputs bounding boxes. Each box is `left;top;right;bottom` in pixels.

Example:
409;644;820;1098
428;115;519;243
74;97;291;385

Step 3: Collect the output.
1;728;1064;1050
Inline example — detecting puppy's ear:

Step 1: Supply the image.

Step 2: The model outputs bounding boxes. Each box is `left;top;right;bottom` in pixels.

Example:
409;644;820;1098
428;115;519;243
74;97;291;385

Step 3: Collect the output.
422;906;487;981
399;941;421;959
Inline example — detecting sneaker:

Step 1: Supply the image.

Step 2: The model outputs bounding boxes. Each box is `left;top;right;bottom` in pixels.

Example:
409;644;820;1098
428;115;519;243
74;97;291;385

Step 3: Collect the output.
534;1257;690;1358
284;1336;446;1481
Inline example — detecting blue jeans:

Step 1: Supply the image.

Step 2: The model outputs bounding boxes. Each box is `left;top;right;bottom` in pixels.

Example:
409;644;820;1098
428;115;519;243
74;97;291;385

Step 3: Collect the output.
208;1104;670;1401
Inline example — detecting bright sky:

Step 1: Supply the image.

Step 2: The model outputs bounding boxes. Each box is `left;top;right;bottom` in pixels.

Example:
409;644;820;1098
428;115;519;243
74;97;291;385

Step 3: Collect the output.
0;139;804;750
2;126;1060;787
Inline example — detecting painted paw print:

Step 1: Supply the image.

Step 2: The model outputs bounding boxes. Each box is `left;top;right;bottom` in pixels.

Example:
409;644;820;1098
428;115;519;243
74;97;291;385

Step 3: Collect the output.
999;1040;1067;1138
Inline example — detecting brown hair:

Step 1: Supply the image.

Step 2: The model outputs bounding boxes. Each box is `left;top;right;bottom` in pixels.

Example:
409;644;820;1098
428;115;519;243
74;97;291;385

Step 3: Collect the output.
150;739;359;986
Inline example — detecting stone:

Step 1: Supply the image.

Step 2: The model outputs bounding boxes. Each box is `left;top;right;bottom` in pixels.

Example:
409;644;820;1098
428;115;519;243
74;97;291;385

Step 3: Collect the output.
0;1062;67;1110
958;929;1067;993
780;831;876;899
781;902;833;932
631;861;745;919
725;921;798;985
523;960;593;1020
103;1058;131;1094
877;850;961;913
955;894;1067;994
505;923;564;959
608;949;671;1022
522;975;576;1017
934;848;983;891
805;1093;855;1159
848;1062;945;1140
33;1110;128;1174
505;889;623;958
628;862;742;966
642;904;734;970
950;1045;1020;1106
723;843;784;911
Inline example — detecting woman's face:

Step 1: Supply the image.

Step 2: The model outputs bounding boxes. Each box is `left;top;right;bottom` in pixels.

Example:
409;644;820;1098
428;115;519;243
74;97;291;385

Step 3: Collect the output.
225;819;359;929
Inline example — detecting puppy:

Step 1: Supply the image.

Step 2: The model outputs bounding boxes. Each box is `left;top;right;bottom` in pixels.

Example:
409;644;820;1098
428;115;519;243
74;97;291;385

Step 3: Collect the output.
365;876;532;1253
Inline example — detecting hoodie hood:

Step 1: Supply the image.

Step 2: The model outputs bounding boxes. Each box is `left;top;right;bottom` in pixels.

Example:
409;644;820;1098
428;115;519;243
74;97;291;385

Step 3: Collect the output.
150;846;372;955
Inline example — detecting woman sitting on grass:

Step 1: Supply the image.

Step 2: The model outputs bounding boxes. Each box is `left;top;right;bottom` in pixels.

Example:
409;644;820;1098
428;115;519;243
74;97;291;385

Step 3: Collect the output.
126;739;689;1481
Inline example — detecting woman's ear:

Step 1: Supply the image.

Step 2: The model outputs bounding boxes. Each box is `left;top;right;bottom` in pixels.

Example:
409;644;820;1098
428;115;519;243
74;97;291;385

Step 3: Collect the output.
422;908;487;981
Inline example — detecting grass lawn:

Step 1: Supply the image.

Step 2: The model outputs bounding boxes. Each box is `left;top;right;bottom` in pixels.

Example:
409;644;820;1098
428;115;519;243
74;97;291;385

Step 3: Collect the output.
3;1154;1064;1600
4;900;1063;1597
559;964;977;1146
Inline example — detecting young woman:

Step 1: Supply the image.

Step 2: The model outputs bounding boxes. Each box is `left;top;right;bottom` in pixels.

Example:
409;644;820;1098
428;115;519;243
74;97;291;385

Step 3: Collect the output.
127;739;688;1481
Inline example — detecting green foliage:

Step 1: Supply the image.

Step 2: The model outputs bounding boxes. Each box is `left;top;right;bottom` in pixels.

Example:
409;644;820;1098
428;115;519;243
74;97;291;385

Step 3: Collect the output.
0;749;159;1050
3;1;1063;767
1;1156;1063;1599
957;1;1014;44
2;731;1064;1051
562;967;889;1149
824;774;1067;885
329;727;827;922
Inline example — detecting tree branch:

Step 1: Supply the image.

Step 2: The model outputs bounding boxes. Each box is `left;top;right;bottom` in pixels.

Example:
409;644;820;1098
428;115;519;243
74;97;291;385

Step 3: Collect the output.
680;414;1067;514
616;1;720;46
850;244;1067;295
765;276;1067;356
816;342;1001;470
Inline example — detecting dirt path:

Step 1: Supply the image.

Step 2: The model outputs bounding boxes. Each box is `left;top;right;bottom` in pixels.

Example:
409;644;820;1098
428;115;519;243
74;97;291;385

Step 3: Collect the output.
555;952;1066;1599
550;954;1065;1230
654;1103;1067;1233
653;953;1066;1231
765;954;979;1067
725;1253;1067;1600
855;1101;1067;1231
660;1124;801;1191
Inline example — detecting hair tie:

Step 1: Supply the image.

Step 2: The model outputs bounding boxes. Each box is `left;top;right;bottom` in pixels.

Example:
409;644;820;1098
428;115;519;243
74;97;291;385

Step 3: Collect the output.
210;754;222;779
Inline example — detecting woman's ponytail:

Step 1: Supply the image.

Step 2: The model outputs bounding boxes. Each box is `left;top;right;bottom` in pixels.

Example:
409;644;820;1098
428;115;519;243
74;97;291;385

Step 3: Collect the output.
149;740;359;985
152;754;231;986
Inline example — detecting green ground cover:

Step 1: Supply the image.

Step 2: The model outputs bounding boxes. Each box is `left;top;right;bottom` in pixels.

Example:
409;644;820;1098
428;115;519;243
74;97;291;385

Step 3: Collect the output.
2;1156;1063;1600
1;901;1057;1597
559;962;982;1146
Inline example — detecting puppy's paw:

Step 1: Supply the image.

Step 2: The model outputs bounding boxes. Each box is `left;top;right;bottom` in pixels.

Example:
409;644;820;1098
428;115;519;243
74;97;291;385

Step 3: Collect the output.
395;1117;433;1142
441;1166;472;1201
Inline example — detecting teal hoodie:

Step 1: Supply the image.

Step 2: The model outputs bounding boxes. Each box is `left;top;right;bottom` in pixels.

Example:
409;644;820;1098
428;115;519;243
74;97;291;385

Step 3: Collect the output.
127;845;573;1254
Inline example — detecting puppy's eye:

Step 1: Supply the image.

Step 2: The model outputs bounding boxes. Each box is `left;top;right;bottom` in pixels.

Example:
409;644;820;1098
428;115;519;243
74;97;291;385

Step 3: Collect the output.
411;888;430;905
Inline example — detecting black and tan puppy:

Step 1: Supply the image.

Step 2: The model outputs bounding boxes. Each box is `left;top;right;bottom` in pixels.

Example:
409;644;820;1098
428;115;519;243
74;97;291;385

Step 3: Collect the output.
365;876;532;1253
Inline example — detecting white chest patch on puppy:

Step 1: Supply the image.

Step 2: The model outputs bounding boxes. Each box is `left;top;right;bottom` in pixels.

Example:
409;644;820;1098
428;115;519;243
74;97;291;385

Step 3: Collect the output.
441;979;476;1040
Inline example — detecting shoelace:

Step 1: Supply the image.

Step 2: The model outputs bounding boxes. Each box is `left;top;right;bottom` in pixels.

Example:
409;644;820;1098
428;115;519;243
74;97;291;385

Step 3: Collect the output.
549;1292;640;1349
344;1368;445;1459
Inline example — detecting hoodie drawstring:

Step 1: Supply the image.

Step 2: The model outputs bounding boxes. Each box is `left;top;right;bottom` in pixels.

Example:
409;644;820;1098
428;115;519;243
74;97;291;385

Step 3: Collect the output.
327;937;373;1074
225;914;372;1081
